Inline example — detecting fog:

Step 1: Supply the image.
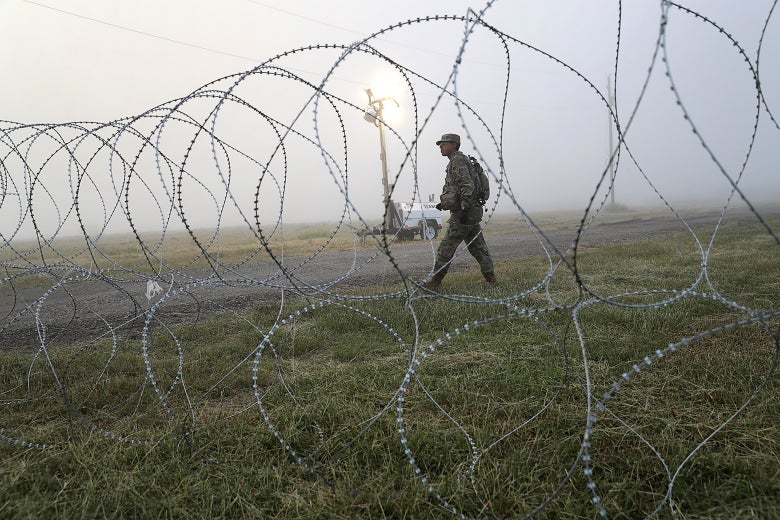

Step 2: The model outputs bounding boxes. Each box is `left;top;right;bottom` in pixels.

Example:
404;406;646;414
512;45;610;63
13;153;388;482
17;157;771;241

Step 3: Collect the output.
2;1;778;240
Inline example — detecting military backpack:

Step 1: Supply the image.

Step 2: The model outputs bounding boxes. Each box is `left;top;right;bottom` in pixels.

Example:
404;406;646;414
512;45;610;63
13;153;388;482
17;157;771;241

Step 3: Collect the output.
467;155;490;206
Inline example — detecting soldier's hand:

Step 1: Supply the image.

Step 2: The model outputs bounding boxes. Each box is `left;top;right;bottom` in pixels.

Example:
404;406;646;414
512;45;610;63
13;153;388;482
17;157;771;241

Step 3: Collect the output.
435;203;442;210
459;208;470;224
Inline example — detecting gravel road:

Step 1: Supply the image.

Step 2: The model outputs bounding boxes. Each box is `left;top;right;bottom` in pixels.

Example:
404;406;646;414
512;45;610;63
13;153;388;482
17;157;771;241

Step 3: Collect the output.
1;206;771;348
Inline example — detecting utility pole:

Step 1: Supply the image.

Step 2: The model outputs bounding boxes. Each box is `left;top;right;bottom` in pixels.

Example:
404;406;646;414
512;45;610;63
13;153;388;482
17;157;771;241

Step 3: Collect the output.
607;75;617;206
364;88;399;230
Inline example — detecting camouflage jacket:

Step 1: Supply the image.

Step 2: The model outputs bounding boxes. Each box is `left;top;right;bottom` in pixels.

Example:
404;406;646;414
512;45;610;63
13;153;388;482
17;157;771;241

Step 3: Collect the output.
440;151;482;224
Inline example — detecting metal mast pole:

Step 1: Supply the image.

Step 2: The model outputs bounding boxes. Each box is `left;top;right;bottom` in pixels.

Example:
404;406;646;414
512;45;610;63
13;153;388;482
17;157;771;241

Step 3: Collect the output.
607;75;617;206
377;105;393;229
365;89;399;230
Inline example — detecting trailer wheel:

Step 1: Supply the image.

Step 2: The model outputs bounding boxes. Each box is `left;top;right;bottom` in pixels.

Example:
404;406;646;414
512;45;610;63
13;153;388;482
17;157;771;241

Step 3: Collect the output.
421;220;438;240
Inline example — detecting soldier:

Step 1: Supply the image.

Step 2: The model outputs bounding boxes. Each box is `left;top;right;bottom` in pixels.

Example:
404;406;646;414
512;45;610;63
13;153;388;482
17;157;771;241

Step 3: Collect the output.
424;133;496;290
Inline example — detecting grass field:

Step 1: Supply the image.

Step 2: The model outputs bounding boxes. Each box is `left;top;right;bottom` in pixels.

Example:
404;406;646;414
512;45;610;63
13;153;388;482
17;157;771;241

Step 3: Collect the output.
1;213;778;519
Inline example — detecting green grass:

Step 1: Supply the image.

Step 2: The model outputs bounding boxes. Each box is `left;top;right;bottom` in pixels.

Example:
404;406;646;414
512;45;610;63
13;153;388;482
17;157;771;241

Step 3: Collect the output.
1;215;779;519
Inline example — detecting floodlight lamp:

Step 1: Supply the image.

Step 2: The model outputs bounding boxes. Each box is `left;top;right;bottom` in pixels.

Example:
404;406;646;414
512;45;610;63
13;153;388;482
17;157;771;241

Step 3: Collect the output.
363;109;378;124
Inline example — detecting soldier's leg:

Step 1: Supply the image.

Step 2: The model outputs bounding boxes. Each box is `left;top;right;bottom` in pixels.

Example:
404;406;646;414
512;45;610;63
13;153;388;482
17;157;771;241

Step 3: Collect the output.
465;225;495;275
425;230;452;289
424;223;468;289
434;223;466;274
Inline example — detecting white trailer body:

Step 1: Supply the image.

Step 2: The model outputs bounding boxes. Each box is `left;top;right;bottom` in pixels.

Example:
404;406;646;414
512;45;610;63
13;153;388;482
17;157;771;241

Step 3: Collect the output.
394;201;443;240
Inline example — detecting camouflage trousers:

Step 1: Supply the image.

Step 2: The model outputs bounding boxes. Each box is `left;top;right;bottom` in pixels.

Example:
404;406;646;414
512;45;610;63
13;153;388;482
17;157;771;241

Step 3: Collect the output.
434;221;494;275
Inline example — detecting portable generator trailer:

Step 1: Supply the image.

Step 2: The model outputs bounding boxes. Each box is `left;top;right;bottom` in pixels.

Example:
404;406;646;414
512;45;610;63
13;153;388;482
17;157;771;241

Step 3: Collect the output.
361;90;444;244
357;200;443;243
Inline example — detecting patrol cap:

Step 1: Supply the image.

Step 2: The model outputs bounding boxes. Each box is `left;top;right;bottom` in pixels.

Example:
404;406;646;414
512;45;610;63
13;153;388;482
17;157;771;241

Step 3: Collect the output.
435;133;460;146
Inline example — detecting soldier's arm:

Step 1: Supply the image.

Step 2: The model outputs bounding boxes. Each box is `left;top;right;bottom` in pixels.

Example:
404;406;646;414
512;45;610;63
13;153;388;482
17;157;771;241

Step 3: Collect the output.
452;156;474;208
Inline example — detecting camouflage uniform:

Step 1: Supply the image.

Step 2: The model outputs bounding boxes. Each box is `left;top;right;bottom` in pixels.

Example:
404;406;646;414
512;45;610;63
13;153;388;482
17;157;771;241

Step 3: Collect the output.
434;150;494;277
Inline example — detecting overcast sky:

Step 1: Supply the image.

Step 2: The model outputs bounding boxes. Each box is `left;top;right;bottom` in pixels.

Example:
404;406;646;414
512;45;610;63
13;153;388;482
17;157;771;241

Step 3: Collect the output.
1;0;778;238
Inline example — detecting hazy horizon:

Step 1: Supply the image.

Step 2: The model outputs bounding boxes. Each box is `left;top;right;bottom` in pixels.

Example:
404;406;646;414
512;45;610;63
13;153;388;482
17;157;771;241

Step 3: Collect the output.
2;1;778;243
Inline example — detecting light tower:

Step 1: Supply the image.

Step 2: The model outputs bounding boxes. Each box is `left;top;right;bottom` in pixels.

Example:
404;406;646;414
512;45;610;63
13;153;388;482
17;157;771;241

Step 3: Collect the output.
607;75;618;207
363;88;399;230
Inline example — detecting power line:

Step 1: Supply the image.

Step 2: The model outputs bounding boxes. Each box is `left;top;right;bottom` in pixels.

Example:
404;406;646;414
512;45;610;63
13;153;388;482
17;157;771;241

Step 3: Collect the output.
17;0;502;98
19;0;371;89
245;0;494;63
22;0;263;64
246;0;367;37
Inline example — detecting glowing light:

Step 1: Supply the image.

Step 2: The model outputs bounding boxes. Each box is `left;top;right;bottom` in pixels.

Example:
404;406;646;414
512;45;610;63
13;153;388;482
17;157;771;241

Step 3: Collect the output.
368;70;402;123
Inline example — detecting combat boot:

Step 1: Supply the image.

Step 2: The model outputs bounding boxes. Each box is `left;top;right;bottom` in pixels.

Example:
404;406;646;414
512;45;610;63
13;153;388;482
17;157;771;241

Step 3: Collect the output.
483;272;497;285
423;272;445;290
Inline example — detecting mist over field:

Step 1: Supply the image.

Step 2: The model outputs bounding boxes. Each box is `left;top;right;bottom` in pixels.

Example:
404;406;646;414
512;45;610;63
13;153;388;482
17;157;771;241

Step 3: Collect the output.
2;1;778;242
